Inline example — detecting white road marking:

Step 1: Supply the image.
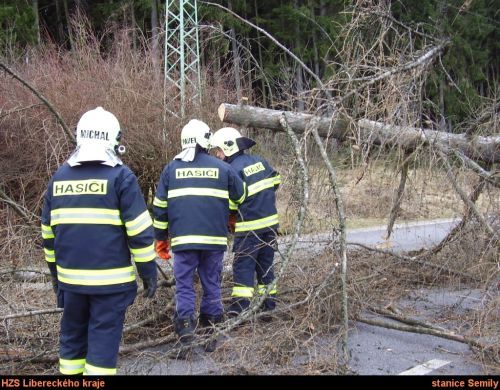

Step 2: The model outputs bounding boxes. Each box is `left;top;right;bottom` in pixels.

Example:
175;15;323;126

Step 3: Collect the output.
399;359;450;375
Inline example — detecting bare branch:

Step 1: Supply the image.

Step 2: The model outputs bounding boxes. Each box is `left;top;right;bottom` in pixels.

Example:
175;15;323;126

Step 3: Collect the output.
451;149;500;189
357;316;495;356
309;114;350;362
416;178;487;257
201;1;324;89
0;61;74;143
437;149;496;237
0;103;44;119
339;40;451;103
0;186;37;223
0;308;63;321
348;241;480;281
385;155;410;239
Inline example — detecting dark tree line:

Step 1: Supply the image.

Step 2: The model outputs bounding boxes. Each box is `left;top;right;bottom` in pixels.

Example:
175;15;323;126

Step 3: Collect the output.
1;0;498;130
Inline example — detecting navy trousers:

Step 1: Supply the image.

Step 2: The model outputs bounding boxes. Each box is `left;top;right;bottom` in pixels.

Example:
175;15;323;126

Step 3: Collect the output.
230;230;276;312
59;289;136;374
173;250;224;318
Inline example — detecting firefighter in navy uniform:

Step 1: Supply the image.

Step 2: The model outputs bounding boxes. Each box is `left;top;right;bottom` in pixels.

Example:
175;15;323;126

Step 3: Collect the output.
211;127;281;316
153;119;245;354
41;107;157;375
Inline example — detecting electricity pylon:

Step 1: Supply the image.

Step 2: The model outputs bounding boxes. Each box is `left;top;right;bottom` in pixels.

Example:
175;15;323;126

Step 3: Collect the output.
164;0;202;117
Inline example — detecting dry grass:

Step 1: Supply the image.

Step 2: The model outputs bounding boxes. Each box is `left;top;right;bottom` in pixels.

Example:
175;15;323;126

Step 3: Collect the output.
275;156;496;234
0;14;498;375
0;221;497;374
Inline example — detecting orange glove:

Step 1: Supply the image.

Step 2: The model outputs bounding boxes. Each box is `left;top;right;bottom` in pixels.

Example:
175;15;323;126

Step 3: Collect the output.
155;239;171;260
228;213;237;233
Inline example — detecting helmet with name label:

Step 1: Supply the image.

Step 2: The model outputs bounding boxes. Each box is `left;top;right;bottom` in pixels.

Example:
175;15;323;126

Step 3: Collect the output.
70;107;123;164
180;119;212;150
211;127;255;157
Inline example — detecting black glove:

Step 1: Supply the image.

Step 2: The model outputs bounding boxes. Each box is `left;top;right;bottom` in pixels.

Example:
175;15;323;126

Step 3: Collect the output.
142;277;157;298
50;275;58;295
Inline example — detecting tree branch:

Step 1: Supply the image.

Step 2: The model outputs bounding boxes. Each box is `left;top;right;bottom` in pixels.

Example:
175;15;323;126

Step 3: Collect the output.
0;186;37;223
309;113;350;362
348;241;479;281
416;177;487;258
340;40;451;103
437;149;496;237
201;1;325;89
357;316;495;357
0;61;74;143
385;155;410;239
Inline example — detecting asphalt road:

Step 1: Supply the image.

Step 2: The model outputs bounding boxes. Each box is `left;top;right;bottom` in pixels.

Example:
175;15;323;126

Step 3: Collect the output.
283;218;460;254
122;218;493;375
283;218;489;375
348;288;487;375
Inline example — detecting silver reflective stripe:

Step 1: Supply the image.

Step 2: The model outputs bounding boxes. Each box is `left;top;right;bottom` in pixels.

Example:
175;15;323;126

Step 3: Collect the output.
171;235;227;247
41;224;54;239
59;358;85;375
153;197;168;208
83;363;117;375
153;219;168;229
56;265;135;286
50;208;122;225
235;214;279;232
131;244;156;262
61;362;84;370
168;187;229;199
58;270;134;281
231;286;254;297
44;248;56;262
247;177;276;196
125;210;152;236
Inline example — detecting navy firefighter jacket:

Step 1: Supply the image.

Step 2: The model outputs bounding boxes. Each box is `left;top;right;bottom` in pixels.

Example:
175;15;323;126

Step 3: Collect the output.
153;151;246;252
41;162;157;295
226;151;281;236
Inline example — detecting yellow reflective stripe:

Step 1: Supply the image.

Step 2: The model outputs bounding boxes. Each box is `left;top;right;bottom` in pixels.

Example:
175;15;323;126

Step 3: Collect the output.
153;219;168;229
153;197;168;208
236;182;246;204
235;214;279;232
84;363;116;375
247;177;276;197
41;224;54;239
59;358;85;375
50;208;122;226
229;182;246;210
125;210;152;236
56;265;135;286
130;244;156;262
171;235;227;247
44;248;56;263
273;174;281;185
231;286;254;298
258;284;277;295
168;187;229;199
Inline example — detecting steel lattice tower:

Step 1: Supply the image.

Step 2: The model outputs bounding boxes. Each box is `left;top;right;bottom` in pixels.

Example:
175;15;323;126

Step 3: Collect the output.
165;0;202;117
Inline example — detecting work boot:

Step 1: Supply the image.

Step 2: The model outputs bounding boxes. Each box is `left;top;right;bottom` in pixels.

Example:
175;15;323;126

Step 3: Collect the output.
262;296;276;311
259;296;277;322
199;314;223;353
173;314;196;359
226;298;250;318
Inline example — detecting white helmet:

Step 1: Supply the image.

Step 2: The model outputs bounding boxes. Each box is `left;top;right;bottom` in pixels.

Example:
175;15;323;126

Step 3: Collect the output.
68;107;123;166
180;119;212;150
211;127;256;157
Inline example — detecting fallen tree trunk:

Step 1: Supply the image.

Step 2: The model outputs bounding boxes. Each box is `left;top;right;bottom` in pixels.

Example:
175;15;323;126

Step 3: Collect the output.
218;103;349;138
218;103;500;163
